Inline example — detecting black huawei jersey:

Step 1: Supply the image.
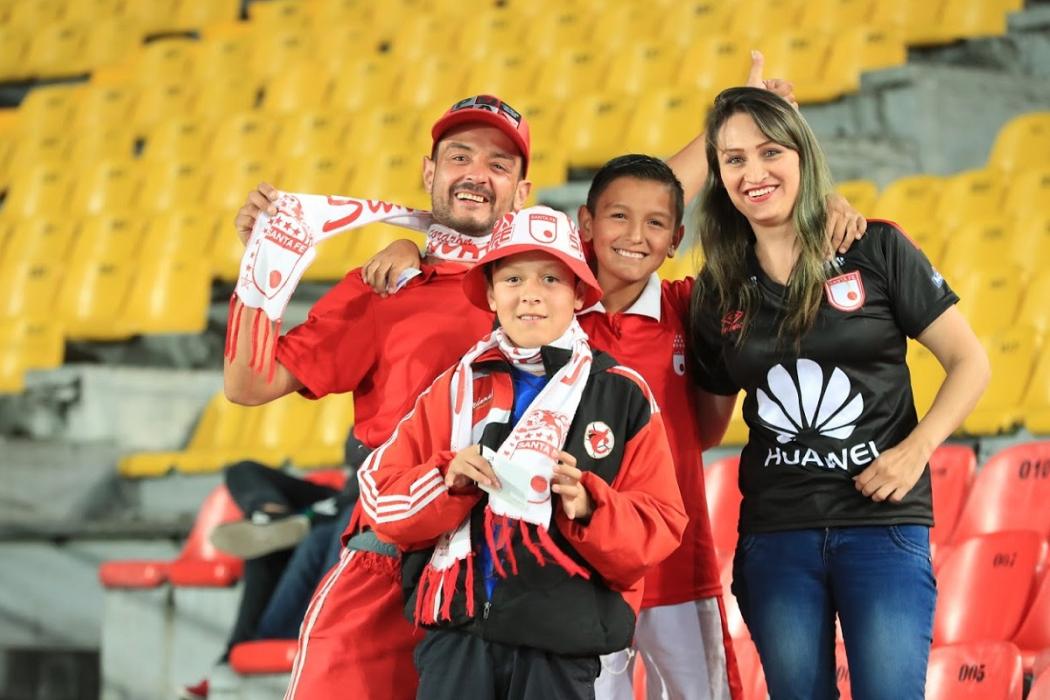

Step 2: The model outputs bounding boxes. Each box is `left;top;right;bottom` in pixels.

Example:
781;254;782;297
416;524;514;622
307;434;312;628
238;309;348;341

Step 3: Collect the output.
692;221;958;533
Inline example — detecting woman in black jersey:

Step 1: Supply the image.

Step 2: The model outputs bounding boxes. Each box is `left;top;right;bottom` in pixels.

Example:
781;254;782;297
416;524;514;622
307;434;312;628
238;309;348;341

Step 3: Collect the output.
688;87;990;700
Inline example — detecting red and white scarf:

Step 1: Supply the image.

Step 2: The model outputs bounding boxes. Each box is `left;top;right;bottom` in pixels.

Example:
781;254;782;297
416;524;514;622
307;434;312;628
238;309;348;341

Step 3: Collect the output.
413;319;593;625
225;191;491;379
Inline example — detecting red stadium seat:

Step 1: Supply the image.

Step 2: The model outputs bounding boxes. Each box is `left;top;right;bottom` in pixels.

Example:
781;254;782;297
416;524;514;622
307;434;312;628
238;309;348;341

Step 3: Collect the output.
928;444;977;544
229;639;298;674
951;441;1050;543
925;641;1023;700
1012;570;1050;671
933;531;1045;646
100;485;244;588
1031;667;1050;700
705;455;742;554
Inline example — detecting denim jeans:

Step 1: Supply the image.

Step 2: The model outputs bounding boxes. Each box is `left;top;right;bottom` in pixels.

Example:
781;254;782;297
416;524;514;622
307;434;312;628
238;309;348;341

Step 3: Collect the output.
732;526;936;700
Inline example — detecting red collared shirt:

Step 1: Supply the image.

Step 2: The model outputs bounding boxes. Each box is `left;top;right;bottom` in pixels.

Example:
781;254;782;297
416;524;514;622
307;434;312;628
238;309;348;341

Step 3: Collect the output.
277;262;494;449
579;274;722;605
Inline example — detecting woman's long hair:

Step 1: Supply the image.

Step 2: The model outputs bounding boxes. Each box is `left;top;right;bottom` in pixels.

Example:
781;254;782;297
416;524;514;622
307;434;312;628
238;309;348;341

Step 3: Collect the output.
692;87;834;345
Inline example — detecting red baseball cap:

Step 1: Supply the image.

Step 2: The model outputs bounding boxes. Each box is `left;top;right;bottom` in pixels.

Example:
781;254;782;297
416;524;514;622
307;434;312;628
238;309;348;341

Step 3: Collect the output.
431;95;531;176
462;206;603;311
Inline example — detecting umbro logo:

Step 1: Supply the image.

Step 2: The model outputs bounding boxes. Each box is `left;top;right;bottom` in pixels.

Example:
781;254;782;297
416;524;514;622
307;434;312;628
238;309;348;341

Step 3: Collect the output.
757;359;864;444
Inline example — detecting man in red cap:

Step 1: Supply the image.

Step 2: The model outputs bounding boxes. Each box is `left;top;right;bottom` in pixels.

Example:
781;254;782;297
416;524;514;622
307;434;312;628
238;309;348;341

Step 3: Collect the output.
223;96;534;700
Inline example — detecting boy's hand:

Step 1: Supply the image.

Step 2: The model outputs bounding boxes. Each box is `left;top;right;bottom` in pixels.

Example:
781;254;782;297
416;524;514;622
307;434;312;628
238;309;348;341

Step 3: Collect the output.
552;451;593;521
234;182;279;246
446;445;501;493
825;193;867;257
746;50;798;110
362;239;424;296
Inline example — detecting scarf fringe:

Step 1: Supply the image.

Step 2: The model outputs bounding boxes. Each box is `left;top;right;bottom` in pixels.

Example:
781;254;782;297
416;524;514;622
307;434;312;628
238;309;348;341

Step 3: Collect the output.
536;524;591;580
414;552;475;626
484;508;588;581
225;298;281;384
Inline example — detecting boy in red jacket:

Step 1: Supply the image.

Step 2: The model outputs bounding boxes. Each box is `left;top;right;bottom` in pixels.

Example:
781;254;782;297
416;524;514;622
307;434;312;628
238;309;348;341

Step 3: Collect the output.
358;205;687;700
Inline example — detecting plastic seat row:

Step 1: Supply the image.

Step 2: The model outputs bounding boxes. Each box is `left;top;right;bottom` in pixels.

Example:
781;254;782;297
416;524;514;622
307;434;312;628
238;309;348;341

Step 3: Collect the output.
118;391;356;478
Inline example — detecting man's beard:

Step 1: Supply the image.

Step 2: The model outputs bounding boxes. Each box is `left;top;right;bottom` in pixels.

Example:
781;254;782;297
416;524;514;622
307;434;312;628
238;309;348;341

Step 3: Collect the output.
431;184;503;236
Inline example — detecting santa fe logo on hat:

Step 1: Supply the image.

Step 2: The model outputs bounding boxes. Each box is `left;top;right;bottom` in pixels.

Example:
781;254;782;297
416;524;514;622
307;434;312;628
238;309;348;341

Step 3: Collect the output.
824;271;866;312
528;212;559;243
583;421;615;459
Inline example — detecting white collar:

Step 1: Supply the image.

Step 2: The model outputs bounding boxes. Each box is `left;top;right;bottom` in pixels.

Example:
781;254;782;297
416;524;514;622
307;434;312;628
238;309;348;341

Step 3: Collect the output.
579;273;662;321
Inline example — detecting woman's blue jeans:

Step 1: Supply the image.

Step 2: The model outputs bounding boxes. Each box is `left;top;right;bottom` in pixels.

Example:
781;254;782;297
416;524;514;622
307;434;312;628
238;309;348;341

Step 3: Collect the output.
732;526;937;700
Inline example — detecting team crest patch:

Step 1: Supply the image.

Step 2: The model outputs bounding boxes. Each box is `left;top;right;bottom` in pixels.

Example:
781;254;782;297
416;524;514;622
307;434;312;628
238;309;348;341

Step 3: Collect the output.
824;271;866;312
672;334;686;376
583;421;614;459
528;212;558;243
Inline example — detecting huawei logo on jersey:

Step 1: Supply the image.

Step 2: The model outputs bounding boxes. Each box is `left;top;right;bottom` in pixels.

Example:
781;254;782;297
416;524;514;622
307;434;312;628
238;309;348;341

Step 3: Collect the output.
757;360;881;470
757;359;864;444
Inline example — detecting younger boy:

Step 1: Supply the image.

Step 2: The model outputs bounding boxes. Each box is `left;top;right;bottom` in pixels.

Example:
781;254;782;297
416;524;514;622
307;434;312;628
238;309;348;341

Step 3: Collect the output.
357;205;687;700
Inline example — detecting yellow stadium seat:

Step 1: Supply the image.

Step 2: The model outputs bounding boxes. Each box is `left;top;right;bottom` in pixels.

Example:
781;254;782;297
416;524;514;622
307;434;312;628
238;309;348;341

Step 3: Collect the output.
187;74;260;121
462;52;540;105
249;28;312;81
0;28;29;81
348;151;428;208
988;112;1050;173
308;23;376;73
834;24;907;74
907;341;944;420
173;0;240;29
0;317;64;370
119;392;251;478
621;89;705;158
934;168;1006;231
939;217;1012;275
560;93;631;168
755;31;837;103
178;392;321;473
508;99;564;156
1017;273;1050;335
302;236;360;282
655;1;735;46
208;112;281;165
587;4;661;45
193;24;253;81
929;0;1010;44
0;349;25;394
721;392;748;446
532;47;602;102
129;38;198;85
327;57;399;113
676;34;751;99
946;263;1025;338
67;126;138;165
343;108;420;161
1001;166;1050;220
728;0;805;42
345;225;427;274
277;154;352;196
964;329;1037;435
69;159;142;216
522;7;588;55
205;161;275;279
902;223;947;269
259;59;333;115
382;13;457;64
527;145;569;191
123;256;211;335
390;54;466;109
6;0;63;31
131;80;194;130
15;84;81;137
0;258;62;320
143;117;212;162
658;248;701;283
137;157;209;211
2;132;65;191
139;211;221;262
836;179;879;215
1023;345;1050;435
117;0;180;36
72;214;147;263
600;42;679;98
73;83;136;130
60;0;123;24
1;216;77;265
56;256;135;340
294;392;356;468
1;162;71;219
249;0;311;31
450;10;522;62
796;0;876;34
79;17;141;70
273;112;349;162
25;21;88;77
871;174;944;233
